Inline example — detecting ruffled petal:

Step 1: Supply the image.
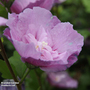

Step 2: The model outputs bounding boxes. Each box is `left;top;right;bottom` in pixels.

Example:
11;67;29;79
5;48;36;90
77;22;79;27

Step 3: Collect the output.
12;40;41;59
49;22;84;53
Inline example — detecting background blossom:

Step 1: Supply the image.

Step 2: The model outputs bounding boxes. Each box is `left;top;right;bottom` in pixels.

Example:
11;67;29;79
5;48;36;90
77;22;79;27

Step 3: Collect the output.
10;0;54;14
47;71;78;88
10;0;66;14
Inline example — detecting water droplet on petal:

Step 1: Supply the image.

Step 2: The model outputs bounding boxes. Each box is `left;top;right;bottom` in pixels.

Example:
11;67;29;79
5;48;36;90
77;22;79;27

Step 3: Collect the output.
69;42;73;45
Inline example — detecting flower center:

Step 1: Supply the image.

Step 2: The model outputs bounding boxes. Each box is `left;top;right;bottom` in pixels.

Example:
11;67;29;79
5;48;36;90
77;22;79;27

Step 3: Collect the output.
42;41;48;49
54;74;66;82
36;41;48;50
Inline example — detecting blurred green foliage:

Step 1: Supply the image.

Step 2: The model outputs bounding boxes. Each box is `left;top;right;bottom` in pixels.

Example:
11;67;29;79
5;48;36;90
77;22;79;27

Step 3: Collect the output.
0;60;13;79
82;0;90;13
0;4;8;18
0;0;90;90
9;51;27;78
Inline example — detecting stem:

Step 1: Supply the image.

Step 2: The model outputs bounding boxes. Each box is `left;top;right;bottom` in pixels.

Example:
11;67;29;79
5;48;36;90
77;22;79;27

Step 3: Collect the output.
0;39;22;90
34;69;43;90
19;68;30;84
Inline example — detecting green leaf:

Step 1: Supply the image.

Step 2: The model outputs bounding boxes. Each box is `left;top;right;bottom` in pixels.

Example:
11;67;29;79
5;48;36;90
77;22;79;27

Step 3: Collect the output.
25;69;45;90
9;51;27;78
25;70;40;90
0;4;8;18
0;60;13;79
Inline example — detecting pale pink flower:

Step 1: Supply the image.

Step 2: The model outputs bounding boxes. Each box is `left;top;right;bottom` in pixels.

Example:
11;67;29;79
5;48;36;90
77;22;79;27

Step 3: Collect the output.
10;0;54;14
3;7;84;72
47;71;78;88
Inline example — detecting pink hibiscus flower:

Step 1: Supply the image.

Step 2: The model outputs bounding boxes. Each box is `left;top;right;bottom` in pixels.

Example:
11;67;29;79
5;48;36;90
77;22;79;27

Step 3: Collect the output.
3;7;83;72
